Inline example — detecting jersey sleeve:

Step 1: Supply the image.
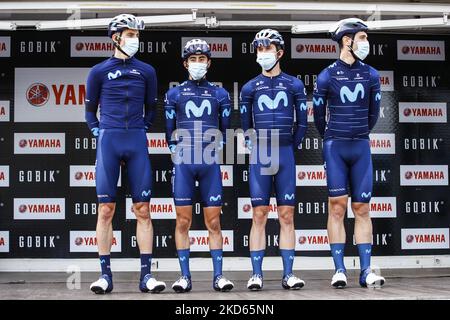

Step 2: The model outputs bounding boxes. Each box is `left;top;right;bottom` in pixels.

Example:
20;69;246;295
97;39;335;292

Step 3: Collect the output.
164;87;178;151
84;65;102;132
218;87;232;145
239;81;254;133
293;78;308;149
312;69;330;138
368;67;381;131
144;65;158;130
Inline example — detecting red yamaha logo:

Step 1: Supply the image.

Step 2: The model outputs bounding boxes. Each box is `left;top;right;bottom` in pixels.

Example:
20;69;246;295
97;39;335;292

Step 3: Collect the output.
19;139;27;148
75;42;84;51
296;44;304;53
26;83;49;107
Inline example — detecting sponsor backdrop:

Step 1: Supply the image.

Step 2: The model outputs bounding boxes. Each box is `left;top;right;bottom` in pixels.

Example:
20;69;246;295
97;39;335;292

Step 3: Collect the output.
0;31;449;260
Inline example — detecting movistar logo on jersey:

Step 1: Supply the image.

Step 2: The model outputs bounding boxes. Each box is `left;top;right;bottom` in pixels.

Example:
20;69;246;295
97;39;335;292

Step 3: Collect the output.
257;91;288;111
107;70;122;80
165;109;176;119
313;97;324;107
299;103;307;111
240;105;247;114
375;92;382;101
222;108;231;118
284;193;295;201
340;83;365;103
209;194;221;202
185;100;212;118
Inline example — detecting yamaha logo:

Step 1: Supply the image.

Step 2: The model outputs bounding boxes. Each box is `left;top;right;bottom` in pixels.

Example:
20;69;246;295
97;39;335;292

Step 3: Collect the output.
26;83;49;107
75;172;83;180
298;236;307;245
74;237;83;245
406;234;414;243
243;204;251;213
19;139;27;148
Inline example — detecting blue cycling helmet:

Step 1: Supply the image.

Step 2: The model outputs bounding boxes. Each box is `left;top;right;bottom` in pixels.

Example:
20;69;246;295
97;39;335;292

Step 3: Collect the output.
182;39;211;60
253;29;285;50
108;14;145;38
329;18;369;42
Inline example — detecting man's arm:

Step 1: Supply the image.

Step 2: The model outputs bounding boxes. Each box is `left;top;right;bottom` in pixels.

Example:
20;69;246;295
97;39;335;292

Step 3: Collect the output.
293;79;308;149
84;67;101;137
368;68;381;131
239;82;254;149
218;88;232;147
312;69;329;138
144;66;158;130
164;89;177;153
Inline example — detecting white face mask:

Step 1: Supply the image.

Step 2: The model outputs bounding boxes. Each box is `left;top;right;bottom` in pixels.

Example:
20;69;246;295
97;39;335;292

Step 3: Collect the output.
353;41;370;60
256;52;278;71
188;62;208;80
121;37;139;57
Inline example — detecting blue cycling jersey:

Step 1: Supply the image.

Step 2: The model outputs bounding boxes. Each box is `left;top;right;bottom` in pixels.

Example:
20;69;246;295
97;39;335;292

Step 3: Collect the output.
312;59;381;140
84;56;157;130
164;78;231;207
239;72;307;148
164;79;231;150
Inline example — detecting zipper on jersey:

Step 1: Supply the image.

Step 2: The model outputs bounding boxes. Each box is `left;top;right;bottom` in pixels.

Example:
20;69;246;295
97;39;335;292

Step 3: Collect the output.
124;59;129;130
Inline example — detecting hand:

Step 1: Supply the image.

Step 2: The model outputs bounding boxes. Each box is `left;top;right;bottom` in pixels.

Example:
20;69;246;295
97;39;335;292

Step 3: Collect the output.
91;127;99;137
168;144;176;154
244;138;252;151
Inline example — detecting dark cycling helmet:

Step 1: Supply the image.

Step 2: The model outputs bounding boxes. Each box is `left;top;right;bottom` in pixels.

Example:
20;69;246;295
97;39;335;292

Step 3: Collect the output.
182;39;211;60
252;29;285;50
329;18;369;42
108;14;145;37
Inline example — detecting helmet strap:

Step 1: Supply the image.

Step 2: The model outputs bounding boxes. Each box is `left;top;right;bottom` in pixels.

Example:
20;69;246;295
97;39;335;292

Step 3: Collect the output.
112;31;132;58
347;34;359;61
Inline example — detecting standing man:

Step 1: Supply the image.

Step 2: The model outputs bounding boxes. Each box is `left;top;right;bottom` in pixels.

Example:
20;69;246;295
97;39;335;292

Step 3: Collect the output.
240;29;308;291
85;14;166;294
164;39;234;293
313;18;385;288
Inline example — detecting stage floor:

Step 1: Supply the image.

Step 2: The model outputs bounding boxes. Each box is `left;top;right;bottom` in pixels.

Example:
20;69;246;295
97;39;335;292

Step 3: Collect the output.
1;269;449;300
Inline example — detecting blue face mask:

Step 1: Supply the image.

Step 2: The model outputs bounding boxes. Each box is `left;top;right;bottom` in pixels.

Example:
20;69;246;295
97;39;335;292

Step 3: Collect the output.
188;62;208;80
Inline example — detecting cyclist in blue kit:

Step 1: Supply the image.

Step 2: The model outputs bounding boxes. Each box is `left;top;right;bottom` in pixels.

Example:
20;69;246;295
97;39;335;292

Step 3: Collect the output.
85;14;166;294
164;39;234;293
240;29;308;291
313;18;385;288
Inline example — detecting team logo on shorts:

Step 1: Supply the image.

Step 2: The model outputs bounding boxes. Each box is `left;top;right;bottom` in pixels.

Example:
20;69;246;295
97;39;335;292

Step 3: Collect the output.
209;194;221;202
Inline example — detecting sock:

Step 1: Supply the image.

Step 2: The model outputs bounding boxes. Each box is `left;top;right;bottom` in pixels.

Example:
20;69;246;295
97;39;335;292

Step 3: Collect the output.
140;253;152;280
250;250;265;277
99;255;112;277
357;243;372;272
177;249;191;278
330;243;346;272
210;249;223;279
280;249;295;277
